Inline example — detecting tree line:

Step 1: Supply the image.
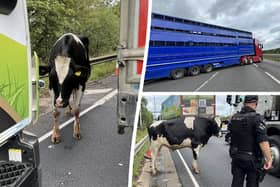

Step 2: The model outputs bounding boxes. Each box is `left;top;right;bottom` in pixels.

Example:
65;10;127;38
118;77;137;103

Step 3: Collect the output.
27;0;120;64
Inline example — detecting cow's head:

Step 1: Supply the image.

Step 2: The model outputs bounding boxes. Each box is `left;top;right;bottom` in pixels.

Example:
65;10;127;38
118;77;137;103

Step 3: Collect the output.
208;116;221;137
49;56;89;108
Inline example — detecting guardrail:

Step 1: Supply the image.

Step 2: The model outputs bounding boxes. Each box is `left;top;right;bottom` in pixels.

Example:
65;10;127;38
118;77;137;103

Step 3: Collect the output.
89;54;117;66
134;135;148;155
263;54;280;62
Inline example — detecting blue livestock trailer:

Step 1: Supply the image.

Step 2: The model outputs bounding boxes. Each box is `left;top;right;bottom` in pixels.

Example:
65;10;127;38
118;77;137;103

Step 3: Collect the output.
145;13;263;80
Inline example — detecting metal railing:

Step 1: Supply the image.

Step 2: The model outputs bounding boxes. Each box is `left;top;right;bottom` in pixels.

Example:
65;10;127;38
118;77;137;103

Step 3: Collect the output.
134;135;148;155
89;54;117;66
263;54;280;62
39;54;117;78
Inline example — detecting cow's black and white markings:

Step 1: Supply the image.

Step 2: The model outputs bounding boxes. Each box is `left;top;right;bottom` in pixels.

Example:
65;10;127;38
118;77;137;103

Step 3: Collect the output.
147;116;221;175
44;33;90;143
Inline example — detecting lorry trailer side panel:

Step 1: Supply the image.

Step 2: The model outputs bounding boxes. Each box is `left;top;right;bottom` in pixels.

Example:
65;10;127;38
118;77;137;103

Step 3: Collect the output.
145;13;255;80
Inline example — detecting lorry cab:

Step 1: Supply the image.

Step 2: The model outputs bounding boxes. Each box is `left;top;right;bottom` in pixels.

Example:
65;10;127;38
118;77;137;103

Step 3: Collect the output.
0;0;41;186
253;39;263;62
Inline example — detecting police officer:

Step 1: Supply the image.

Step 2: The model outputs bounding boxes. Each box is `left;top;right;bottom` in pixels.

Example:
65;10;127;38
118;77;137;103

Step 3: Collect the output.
229;95;272;187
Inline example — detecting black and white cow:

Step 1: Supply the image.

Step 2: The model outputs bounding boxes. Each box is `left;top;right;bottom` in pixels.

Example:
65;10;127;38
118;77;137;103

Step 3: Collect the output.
40;33;90;143
148;116;221;175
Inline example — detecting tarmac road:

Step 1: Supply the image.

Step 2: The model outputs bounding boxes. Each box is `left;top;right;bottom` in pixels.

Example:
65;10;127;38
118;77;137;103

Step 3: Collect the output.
26;75;133;187
171;137;280;187
143;59;280;92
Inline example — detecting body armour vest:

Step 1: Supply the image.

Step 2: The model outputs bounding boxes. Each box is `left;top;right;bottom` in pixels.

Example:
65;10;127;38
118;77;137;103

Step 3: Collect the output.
230;112;258;154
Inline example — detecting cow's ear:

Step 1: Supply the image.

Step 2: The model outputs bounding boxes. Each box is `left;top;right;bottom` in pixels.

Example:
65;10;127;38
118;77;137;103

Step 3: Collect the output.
39;65;50;76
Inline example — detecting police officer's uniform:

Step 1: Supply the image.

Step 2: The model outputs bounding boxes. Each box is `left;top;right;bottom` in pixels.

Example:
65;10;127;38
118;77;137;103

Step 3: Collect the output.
229;96;268;187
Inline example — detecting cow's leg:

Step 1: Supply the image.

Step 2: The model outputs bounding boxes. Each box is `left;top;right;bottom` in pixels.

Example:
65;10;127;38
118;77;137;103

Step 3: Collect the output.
192;144;203;174
72;86;84;140
150;140;160;175
50;90;61;143
51;109;61;143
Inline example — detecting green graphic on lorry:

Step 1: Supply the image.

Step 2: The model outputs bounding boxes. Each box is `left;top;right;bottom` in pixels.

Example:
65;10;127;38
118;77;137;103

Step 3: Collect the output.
0;34;29;120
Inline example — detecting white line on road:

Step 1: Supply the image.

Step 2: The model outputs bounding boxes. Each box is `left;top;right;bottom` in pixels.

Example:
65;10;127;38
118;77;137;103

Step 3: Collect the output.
176;150;200;187
265;72;280;85
38;89;118;143
253;63;258;68
84;88;113;95
194;72;219;92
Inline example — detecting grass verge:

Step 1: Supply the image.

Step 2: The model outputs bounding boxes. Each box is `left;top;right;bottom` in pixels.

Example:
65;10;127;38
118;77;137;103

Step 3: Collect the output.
136;128;148;143
263;56;280;62
89;60;115;80
133;140;149;187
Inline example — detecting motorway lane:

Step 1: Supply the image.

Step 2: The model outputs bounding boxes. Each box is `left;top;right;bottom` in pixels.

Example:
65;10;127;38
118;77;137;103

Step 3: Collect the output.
39;96;132;187
171;137;280;187
143;60;280;92
25;75;133;187
257;60;280;81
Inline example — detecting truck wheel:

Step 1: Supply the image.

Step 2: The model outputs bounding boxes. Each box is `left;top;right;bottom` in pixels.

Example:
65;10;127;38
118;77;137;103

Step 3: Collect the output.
170;69;185;79
269;135;280;176
241;58;248;65
201;64;213;73
249;58;253;64
188;66;200;76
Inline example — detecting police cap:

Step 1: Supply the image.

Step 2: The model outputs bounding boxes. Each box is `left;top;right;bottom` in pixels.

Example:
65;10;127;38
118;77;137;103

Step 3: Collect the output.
244;95;258;103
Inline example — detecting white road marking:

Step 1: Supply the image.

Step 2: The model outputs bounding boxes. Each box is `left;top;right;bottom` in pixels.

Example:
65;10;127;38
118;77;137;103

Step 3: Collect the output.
38;89;118;143
253;63;258;68
176;150;200;187
265;72;280;85
194;72;219;92
84;88;112;95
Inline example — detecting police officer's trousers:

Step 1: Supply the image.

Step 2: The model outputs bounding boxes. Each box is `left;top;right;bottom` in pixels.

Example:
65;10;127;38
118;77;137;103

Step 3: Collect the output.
231;158;259;187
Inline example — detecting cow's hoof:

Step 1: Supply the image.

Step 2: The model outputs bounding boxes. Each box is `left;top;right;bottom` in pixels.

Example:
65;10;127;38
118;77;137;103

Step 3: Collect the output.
73;133;81;140
51;135;61;144
192;168;200;174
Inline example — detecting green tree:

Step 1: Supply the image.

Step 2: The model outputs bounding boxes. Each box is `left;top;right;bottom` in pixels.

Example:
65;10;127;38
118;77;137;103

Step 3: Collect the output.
27;0;120;63
139;97;153;129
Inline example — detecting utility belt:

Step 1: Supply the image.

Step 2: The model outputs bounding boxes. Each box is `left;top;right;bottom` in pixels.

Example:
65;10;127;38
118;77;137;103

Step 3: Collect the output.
229;147;256;160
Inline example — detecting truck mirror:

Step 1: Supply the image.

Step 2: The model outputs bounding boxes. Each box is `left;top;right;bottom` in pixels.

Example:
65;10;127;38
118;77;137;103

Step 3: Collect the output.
0;0;17;15
235;95;242;104
226;95;232;105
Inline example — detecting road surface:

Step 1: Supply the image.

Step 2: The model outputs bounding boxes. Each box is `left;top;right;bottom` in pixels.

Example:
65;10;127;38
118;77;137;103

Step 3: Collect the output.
171;137;280;187
26;75;133;187
143;59;280;92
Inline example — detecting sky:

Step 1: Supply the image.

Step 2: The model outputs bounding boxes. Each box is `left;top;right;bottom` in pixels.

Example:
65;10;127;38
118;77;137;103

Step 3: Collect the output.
145;95;231;117
153;0;280;50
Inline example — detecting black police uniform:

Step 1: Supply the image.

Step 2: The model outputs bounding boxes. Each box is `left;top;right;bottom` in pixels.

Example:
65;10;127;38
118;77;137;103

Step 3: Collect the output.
229;106;268;187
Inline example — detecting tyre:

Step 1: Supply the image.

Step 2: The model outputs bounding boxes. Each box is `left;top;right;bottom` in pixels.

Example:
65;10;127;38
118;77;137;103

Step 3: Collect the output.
249;58;253;64
170;68;186;80
269;135;280;176
201;64;213;73
241;58;248;65
188;66;200;76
